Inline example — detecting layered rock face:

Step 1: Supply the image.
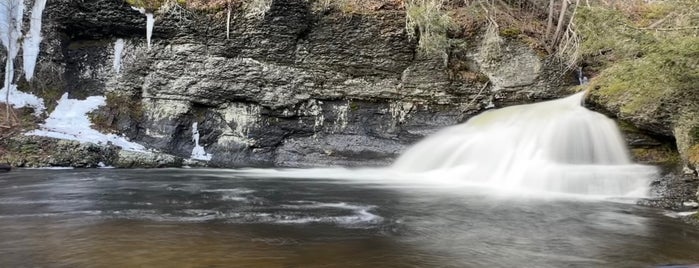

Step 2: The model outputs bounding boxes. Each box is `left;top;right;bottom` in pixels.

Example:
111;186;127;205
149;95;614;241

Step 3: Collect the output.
17;0;567;168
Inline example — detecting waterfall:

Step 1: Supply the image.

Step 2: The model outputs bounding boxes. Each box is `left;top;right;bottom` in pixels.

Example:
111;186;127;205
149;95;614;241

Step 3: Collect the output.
393;92;656;197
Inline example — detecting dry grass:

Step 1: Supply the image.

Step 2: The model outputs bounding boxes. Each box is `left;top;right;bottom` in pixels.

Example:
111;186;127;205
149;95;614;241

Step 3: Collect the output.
688;145;699;167
405;0;454;60
313;0;404;13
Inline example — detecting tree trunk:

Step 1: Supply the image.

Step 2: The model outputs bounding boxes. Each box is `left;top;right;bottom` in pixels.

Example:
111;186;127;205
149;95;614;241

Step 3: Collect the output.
545;0;556;42
552;0;569;45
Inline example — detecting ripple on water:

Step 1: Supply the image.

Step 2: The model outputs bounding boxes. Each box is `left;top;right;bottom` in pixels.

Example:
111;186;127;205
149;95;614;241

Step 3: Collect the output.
227;201;384;227
0;210;103;219
85;201;385;228
202;188;256;202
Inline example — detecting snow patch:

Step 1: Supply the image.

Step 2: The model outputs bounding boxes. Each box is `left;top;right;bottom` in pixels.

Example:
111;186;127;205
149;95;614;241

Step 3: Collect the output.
26;93;147;152
22;0;47;81
131;6;146;14
0;84;45;115
191;122;212;161
113;39;125;73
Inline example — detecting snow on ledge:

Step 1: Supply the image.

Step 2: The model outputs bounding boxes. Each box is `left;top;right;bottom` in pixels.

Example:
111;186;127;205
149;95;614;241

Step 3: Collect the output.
0;84;45;116
26;93;148;152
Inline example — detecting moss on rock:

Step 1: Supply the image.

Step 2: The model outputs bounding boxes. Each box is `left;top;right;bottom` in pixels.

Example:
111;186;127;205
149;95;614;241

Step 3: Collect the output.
89;92;144;134
0;136;119;168
579;2;699;170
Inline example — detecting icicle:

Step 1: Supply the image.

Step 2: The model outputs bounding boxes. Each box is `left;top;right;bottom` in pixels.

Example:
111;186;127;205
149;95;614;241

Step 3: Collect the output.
113;39;125;73
1;0;24;92
146;13;154;50
191;122;213;161
226;1;232;40
129;6;153;50
0;0;42;116
22;0;48;81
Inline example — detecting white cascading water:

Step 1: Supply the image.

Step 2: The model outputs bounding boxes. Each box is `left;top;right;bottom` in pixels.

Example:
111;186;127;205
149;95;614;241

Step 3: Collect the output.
393;92;657;197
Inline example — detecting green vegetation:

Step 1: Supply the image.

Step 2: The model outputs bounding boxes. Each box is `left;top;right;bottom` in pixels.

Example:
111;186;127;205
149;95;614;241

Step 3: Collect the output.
126;0;233;12
243;0;272;18
405;0;454;59
498;27;522;38
349;101;360;111
126;0;170;11
312;0;403;14
631;147;680;168
89;93;144;133
579;0;699;167
581;1;699;115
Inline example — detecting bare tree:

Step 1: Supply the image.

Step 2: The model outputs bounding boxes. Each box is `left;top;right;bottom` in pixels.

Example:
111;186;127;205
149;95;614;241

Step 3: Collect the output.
551;0;569;45
545;0;555;43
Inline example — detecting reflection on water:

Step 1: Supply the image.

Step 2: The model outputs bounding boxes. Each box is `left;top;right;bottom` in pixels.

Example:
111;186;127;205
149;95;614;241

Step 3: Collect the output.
1;169;699;267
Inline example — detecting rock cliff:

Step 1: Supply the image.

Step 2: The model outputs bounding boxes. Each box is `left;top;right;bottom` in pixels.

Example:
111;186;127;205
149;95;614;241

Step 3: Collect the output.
2;0;570;168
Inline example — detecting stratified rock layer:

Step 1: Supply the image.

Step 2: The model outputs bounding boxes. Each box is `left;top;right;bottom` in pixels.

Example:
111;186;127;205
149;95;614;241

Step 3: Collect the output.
16;0;567;167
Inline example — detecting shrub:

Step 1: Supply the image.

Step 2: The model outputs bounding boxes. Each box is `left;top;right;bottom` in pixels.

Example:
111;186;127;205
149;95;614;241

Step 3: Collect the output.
126;0;168;11
405;0;454;60
312;0;403;13
243;0;272;18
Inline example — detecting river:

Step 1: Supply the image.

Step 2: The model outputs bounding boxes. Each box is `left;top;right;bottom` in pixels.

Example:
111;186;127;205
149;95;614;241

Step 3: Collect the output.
1;169;698;267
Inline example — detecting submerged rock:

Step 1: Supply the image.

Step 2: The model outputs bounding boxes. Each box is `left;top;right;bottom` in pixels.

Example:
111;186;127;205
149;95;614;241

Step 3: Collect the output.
0;163;10;172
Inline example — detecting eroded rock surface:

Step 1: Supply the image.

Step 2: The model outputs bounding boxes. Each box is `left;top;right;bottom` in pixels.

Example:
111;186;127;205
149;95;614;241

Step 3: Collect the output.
17;0;566;168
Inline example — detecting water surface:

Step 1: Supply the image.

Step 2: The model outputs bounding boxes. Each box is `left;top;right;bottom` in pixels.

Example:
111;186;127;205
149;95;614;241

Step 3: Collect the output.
1;169;698;267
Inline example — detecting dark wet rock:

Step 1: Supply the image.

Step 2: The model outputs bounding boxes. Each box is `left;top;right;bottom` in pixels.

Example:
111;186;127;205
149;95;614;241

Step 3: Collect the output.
638;173;699;211
0;163;10;172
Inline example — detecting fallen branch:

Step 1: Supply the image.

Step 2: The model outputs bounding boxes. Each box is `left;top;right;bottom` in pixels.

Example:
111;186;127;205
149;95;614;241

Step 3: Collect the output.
465;81;491;111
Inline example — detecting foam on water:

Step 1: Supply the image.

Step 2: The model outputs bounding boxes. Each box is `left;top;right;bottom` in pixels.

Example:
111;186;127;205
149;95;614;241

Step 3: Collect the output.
29;201;384;227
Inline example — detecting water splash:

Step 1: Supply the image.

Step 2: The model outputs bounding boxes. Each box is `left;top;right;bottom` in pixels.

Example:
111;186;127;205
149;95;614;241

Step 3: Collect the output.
393;92;656;197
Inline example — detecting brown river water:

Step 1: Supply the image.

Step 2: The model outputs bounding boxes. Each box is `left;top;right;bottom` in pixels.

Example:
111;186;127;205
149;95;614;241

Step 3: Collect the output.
1;169;699;267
